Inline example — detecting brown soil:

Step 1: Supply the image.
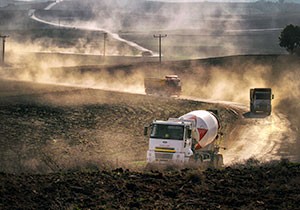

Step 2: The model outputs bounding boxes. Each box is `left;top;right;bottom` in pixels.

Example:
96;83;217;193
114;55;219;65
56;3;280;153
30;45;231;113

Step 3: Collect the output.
1;55;300;209
0;79;238;174
1;160;300;209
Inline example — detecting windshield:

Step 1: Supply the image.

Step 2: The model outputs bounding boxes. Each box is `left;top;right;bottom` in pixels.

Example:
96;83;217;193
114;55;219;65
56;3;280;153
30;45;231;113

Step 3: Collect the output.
150;124;184;140
167;79;181;87
255;92;271;100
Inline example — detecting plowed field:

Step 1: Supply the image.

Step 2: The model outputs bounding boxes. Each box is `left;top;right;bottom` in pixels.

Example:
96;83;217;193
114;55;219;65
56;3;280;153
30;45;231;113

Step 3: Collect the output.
1;55;300;209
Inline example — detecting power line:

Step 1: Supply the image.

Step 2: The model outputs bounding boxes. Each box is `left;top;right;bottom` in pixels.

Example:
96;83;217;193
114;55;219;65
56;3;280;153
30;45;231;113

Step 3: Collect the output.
153;34;167;63
103;32;108;57
0;35;9;65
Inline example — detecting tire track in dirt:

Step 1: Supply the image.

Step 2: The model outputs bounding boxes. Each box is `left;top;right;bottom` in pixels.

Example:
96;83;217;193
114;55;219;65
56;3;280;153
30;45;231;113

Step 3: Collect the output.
221;106;297;165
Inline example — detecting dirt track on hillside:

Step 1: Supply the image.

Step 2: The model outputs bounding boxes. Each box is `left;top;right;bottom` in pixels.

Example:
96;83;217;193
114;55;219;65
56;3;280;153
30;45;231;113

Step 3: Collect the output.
224;110;297;164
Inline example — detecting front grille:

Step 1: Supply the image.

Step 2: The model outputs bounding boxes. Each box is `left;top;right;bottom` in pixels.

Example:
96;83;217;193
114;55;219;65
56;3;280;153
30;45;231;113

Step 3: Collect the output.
256;105;269;111
155;152;173;160
258;105;267;108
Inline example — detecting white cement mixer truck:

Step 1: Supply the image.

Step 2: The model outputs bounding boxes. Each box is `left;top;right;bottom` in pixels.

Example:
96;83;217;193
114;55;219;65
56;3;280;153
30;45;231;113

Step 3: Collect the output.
144;110;224;168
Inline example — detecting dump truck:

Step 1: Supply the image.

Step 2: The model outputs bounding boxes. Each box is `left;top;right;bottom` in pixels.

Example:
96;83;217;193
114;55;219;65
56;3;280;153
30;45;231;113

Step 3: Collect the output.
144;110;223;168
144;75;181;97
250;88;274;115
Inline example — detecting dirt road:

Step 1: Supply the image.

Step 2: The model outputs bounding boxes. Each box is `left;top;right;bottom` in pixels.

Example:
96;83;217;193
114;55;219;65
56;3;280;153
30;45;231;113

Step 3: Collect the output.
223;107;297;165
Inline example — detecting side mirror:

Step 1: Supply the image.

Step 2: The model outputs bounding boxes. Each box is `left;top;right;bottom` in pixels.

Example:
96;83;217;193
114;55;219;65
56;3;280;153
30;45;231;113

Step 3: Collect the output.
187;129;192;138
272;94;274;99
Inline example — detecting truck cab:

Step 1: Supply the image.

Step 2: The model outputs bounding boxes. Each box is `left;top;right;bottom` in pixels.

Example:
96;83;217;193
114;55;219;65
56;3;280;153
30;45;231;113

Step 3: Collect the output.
145;119;194;164
250;88;274;115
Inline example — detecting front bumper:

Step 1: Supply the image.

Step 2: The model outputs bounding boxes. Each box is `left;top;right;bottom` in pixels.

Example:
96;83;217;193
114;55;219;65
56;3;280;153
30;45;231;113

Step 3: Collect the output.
147;150;187;164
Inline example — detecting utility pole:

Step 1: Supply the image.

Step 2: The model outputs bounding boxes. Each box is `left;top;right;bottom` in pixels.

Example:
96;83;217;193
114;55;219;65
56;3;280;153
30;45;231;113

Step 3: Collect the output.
153;34;167;63
103;32;107;57
0;35;8;65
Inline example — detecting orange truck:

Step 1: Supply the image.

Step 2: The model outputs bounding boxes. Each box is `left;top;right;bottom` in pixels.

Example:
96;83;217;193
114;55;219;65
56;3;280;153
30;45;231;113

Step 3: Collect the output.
144;75;181;97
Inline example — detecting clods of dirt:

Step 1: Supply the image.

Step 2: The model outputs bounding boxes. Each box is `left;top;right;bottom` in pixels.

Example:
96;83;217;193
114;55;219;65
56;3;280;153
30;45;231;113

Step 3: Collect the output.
1;159;300;209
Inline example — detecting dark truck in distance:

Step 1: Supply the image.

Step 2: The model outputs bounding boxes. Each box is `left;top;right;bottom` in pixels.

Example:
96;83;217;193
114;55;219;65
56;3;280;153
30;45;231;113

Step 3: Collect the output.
250;88;274;115
144;75;181;97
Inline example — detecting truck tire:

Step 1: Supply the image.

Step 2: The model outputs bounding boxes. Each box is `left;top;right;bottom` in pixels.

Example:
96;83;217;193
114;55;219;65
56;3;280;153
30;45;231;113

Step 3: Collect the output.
267;107;272;115
250;104;254;113
189;154;203;168
212;154;223;168
145;88;152;95
217;154;224;168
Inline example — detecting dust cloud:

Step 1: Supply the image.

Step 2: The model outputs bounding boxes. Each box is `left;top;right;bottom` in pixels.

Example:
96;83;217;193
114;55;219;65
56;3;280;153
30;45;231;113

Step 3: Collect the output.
181;63;271;103
1;62;146;99
175;56;299;110
272;60;300;145
49;0;283;58
2;0;298;60
161;56;299;163
2;38;147;99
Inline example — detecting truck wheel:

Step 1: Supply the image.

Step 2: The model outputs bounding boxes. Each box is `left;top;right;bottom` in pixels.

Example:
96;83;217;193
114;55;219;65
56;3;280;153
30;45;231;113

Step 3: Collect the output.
212;154;223;168
189;155;203;168
250;104;254;113
217;154;224;168
145;89;152;95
